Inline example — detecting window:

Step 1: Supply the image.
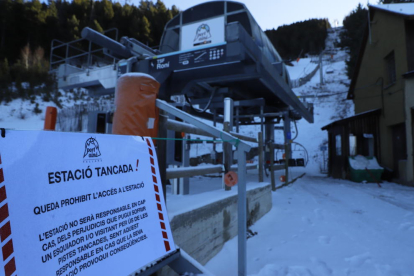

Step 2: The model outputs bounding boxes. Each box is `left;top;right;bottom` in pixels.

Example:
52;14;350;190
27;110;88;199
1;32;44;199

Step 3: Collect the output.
384;51;396;86
335;135;342;156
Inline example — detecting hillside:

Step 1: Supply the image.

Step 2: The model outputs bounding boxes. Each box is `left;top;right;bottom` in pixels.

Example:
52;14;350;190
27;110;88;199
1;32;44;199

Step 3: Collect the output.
288;28;354;173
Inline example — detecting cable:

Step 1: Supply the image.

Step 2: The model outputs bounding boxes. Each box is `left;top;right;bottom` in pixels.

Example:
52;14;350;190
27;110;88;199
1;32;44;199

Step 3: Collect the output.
291;120;299;141
185;86;218;113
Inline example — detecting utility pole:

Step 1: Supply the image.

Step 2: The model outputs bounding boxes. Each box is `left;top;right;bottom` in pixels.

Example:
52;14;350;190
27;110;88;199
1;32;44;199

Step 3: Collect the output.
319;50;326;86
223;98;234;191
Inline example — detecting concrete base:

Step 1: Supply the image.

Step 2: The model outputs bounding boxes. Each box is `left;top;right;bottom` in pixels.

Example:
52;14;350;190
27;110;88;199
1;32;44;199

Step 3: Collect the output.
157;183;272;275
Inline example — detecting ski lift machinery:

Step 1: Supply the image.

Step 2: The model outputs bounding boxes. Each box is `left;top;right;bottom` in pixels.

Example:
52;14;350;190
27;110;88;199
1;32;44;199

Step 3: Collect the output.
64;0;314;162
51;1;314;274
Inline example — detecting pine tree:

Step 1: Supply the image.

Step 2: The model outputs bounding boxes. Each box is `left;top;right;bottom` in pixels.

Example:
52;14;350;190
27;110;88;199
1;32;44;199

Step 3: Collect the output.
67;14;81;40
103;0;114;21
0;0;12;59
339;4;368;78
93;20;104;34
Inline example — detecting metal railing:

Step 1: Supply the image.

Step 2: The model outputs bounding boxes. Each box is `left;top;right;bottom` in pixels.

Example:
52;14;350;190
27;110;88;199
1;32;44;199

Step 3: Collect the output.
49;28;120;74
155;99;251;276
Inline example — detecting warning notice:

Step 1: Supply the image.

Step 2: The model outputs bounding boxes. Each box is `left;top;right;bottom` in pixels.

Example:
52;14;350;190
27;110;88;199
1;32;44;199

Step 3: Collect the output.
0;130;175;275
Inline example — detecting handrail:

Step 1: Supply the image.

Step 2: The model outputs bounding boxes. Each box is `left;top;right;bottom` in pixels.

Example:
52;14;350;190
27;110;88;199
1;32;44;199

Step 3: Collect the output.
155;99;249;276
166;119;257;143
156;99;251;152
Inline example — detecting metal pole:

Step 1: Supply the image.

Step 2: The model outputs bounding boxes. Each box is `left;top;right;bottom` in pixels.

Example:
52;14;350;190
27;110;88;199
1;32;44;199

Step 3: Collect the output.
264;120;274;172
319;50;326;86
223;121;232;191
236;107;240;132
180;134;190;195
87;41;92;70
283;112;291;184
237;148;247;276
270;142;276;190
213;110;217;163
224;98;234;191
258;132;264;182
157;111;168;202
260;105;264;137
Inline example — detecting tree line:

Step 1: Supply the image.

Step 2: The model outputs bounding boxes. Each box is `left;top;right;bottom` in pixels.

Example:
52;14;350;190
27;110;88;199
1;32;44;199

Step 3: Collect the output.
0;0;178;64
265;19;331;61
0;0;179;103
338;4;367;79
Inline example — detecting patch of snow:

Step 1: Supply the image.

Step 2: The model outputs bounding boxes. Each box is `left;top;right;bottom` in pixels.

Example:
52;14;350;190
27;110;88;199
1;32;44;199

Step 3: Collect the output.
287;57;318;80
349;155;383;170
118;72;157;81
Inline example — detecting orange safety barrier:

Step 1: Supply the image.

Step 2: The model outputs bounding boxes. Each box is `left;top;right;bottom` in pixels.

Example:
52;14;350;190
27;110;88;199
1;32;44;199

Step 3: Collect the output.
44;106;57;130
112;73;160;139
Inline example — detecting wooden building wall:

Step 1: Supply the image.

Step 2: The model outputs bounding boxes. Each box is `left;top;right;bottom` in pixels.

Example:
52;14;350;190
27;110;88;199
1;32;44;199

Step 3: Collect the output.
323;110;381;179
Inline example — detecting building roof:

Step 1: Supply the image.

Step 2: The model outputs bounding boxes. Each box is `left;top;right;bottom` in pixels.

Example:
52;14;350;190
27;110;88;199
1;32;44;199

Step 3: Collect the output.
321;109;381;131
347;3;414;100
403;70;414;79
370;3;414;17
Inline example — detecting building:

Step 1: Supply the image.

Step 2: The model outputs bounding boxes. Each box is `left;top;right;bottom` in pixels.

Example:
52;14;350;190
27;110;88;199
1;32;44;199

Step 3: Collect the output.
323;3;414;183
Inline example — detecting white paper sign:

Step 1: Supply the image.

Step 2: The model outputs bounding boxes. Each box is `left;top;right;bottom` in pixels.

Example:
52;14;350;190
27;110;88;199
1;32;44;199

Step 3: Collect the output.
0;130;175;276
181;16;225;51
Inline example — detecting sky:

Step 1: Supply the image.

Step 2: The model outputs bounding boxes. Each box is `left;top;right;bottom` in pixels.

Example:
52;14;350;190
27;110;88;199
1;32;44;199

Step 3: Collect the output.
132;0;371;30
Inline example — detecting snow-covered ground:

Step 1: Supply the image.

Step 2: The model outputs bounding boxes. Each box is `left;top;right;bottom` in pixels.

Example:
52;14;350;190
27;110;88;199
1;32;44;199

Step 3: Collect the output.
2;28;413;275
0;91;101;130
206;169;414;276
287;57;318;84
0;97;56;130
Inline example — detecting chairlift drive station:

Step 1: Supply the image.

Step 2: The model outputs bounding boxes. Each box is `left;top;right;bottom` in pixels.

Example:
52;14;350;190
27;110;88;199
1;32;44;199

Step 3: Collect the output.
51;0;313;123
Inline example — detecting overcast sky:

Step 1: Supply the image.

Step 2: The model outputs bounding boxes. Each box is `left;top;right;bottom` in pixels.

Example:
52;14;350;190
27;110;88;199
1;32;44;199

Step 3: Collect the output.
130;0;370;30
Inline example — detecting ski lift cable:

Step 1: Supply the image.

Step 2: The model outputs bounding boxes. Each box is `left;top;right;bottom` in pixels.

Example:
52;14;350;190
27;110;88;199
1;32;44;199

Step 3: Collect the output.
291;120;299;141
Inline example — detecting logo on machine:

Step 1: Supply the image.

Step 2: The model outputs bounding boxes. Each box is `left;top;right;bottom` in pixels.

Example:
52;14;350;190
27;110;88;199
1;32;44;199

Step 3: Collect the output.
83;137;102;159
156;58;170;70
194;24;212;46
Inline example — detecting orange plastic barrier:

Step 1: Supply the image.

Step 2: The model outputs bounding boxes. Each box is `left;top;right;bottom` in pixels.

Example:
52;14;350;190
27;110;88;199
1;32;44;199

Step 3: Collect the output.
224;171;238;187
44;106;57;130
112;74;160;138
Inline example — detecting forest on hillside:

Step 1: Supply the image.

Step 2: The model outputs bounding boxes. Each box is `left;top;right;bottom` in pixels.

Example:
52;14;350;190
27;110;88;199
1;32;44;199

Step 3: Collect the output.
0;0;179;64
265;19;331;61
0;0;178;103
